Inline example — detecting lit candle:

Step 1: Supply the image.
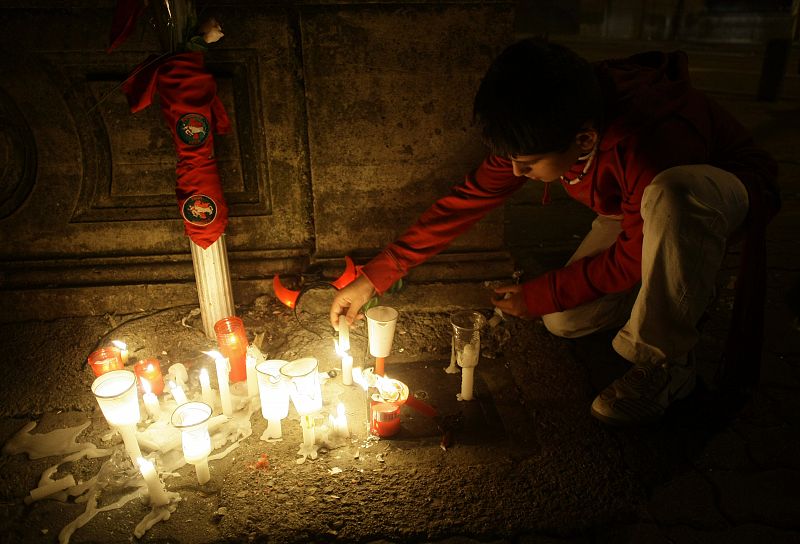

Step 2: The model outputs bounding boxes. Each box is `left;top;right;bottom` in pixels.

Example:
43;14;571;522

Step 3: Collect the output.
337;315;350;353
300;414;315;449
199;368;215;408
256;360;290;440
137;457;170;506
246;354;258;398
206;351;233;416
87;347;124;377
168;380;188;406
141;380;161;420
341;353;353;386
214;316;249;383
111;340;129;365
134;359;164;395
171;402;213;485
334;403;349;437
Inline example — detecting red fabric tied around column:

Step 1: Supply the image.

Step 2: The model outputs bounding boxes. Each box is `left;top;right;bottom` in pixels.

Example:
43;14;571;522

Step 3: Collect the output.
122;52;231;249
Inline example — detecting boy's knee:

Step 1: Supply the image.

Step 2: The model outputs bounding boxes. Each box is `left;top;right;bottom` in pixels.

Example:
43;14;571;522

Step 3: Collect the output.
542;312;583;338
642;167;694;214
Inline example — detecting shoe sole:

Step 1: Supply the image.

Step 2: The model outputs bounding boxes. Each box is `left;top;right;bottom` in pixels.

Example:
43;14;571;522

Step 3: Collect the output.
589;372;697;427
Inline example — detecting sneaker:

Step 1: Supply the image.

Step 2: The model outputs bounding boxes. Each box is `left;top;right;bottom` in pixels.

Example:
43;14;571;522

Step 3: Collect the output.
590;358;696;426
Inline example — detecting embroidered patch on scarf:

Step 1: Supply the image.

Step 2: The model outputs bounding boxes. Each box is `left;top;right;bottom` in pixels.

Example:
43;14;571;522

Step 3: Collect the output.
176;113;210;146
182;194;217;226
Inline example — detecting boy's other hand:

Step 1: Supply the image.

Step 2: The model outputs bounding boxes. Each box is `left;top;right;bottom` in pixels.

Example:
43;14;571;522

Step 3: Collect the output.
491;284;528;318
330;275;376;329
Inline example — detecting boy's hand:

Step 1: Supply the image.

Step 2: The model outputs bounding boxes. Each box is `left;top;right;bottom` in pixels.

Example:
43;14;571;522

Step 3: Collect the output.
491;284;528;318
330;275;376;329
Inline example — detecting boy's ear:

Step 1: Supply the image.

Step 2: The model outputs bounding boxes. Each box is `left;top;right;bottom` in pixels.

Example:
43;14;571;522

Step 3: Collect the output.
575;128;598;152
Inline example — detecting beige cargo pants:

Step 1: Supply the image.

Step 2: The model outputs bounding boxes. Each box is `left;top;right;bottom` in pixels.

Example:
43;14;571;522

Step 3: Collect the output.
541;165;750;365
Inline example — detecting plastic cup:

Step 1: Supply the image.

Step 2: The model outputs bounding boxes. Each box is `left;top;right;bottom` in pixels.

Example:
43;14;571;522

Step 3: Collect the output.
281;357;322;415
366;306;399;358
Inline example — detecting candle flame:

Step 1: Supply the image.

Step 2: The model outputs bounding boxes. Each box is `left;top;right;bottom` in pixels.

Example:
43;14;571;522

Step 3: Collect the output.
337;403;346;418
137;456;153;470
203;350;224;362
200;368;209;381
352;367;368;391
111;339;127;350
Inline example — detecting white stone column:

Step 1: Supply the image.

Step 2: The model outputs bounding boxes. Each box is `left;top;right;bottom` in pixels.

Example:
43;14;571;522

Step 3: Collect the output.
190;235;234;339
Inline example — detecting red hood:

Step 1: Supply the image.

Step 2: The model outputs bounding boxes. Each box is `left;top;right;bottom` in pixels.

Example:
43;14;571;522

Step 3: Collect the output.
595;51;692;151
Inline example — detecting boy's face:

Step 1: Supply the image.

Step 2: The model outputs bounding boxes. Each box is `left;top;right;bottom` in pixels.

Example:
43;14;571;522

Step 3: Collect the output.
509;129;597;182
509;145;582;183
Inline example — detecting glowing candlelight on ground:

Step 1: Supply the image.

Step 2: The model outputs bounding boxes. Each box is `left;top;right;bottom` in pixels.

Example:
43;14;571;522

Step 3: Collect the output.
206;351;233;416
141;380;161;420
87;347;124;377
134;358;164;395
256;360;290;439
137;457;170;506
171;402;213;485
331;403;349;438
199;368;215;408
246;354;258;398
168;380;188;406
111;340;129;364
214;316;248;383
91;370;142;464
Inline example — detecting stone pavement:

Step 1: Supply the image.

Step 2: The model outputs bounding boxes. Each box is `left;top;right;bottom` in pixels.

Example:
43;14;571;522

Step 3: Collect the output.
0;46;799;544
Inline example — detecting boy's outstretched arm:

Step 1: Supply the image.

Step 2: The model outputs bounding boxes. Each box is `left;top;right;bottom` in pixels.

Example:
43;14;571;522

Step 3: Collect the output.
329;275;376;328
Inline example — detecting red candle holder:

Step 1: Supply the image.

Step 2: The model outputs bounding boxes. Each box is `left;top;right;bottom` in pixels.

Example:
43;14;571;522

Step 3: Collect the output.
87;347;124;377
214;316;248;383
370;401;401;437
133;358;165;395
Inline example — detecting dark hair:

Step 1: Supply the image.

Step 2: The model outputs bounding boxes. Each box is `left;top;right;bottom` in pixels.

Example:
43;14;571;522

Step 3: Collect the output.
473;39;603;157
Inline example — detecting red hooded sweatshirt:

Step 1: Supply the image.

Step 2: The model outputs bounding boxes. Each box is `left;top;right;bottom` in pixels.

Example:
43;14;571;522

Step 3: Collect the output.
362;51;778;309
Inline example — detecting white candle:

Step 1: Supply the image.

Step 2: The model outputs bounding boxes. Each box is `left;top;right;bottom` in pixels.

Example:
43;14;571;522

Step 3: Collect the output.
460;367;475;401
264;418;282;440
137;457;170;506
119;424;142;464
112;340;129;364
25;475;76;504
300;414;315;449
341;353;353;386
338;315;350;353
211;353;233;416
141;381;161;420
246;355;258;398
199;368;215;408
168;381;188;406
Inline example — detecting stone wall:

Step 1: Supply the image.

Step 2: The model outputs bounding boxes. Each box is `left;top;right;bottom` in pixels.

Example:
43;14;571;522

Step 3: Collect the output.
0;1;515;321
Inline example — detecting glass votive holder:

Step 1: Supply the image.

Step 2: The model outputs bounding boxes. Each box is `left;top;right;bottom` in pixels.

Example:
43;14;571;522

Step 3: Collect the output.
87;347;124;377
214;316;248;383
91;370;140;427
280;357;322;415
134;358;164;395
171;401;213;484
370;401;401;437
256;360;290;439
450;310;485;368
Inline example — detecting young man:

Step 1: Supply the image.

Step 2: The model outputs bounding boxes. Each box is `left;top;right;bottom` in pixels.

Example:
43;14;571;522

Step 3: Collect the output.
329;39;780;425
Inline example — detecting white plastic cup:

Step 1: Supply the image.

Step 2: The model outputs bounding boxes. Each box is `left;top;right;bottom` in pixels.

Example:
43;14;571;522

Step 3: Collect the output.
366;306;399;358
